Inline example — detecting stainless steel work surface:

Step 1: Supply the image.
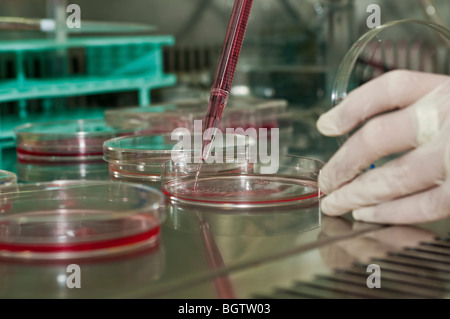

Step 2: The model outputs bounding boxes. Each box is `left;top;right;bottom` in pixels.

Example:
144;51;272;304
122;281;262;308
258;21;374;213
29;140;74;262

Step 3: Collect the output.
155;217;450;299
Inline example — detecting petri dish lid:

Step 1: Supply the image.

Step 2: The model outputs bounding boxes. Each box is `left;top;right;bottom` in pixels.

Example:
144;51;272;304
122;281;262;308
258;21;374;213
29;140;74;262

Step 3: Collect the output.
331;19;450;145
15;119;139;162
0;180;164;260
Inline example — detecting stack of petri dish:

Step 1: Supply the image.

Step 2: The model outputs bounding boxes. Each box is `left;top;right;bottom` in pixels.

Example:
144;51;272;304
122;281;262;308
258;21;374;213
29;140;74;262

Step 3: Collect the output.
14;119;139;182
0;181;164;260
104;96;293;135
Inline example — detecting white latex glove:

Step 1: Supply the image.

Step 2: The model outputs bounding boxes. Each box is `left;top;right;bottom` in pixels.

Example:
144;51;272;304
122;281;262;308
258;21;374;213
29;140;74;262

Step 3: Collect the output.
316;70;450;224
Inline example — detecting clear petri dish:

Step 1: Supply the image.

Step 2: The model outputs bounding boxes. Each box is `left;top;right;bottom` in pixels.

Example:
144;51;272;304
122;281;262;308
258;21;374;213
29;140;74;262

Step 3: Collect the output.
15;119;139;163
0;170;17;186
104;99;203;131
103;132;257;184
0;180;164;260
104;96;290;133
331;19;450;145
162;155;324;208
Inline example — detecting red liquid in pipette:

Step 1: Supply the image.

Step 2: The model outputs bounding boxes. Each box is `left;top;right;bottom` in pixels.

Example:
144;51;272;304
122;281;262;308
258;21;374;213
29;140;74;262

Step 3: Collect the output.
194;0;253;189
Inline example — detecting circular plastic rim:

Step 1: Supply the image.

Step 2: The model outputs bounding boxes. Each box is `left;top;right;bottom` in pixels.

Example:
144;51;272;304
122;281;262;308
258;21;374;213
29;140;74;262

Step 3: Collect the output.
104;97;290;131
331;19;450;145
104;133;185;162
15;119;137;162
0;180;164;260
103;132;257;162
162;154;324;208
0;170;17;186
104;133;258;182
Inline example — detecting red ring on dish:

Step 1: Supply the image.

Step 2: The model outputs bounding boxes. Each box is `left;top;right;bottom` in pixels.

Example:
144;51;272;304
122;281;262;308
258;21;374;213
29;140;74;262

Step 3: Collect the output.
0;226;160;253
162;189;321;205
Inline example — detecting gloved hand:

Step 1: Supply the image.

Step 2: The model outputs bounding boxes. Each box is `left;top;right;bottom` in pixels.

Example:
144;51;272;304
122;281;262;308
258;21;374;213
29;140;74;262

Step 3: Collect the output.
316;70;450;224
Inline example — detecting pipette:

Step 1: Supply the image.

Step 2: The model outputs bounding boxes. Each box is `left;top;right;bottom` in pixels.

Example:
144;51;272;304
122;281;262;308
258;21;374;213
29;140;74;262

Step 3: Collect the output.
200;0;253;162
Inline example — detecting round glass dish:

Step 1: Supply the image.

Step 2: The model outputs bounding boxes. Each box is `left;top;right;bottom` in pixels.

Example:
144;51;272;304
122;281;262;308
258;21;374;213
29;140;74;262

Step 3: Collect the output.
331;19;450;145
104;96;290;133
103;133;257;184
0;180;164;260
0;170;17;186
104;99;203;132
162;155;324;208
15;119;138;163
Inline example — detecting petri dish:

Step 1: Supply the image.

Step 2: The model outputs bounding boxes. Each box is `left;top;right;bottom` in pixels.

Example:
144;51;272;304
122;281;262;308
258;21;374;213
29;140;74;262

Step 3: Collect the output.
162;155;324;208
331;19;450;145
104;99;203;132
104;96;290;133
15;119;139;163
0;180;164;260
103;132;257;184
0;170;17;186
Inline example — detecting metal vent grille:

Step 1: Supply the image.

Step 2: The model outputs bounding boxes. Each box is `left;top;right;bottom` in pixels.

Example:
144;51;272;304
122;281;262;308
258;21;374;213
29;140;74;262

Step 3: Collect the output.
255;234;450;299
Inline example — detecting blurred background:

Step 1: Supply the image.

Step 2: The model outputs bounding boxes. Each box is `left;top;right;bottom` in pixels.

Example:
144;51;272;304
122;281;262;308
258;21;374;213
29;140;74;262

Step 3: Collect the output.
2;0;448;103
0;0;449;171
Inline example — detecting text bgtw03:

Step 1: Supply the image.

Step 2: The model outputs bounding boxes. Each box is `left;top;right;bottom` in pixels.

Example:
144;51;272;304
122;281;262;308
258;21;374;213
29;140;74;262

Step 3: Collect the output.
171;120;280;174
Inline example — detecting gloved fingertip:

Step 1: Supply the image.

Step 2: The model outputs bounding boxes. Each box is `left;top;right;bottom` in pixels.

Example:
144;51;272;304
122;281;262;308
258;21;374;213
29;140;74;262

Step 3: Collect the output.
320;196;341;216
318;173;332;195
319;199;331;216
316;113;342;136
352;207;375;222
